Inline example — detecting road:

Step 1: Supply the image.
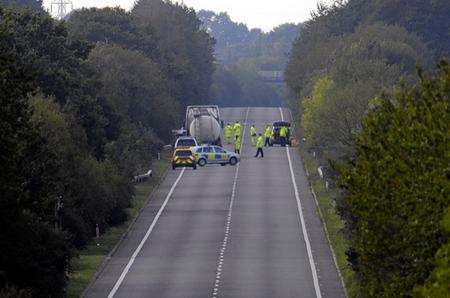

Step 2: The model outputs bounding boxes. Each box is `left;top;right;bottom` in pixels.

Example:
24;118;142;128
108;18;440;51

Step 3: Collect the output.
85;107;345;298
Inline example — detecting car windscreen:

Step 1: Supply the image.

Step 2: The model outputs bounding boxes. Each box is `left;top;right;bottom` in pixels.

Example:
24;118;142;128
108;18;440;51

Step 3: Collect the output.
177;139;196;147
175;150;192;157
273;121;291;128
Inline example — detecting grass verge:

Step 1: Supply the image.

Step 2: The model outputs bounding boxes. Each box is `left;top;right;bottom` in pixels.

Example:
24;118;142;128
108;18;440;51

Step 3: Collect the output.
66;153;170;297
299;148;361;297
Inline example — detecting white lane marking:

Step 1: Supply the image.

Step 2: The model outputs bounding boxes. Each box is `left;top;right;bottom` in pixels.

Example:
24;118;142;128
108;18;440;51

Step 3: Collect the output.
280;107;322;298
108;168;186;298
212;107;249;298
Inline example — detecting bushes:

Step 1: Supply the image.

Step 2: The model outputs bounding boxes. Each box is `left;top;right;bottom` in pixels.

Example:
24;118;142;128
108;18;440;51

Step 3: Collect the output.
0;1;215;295
339;62;450;296
285;1;449;295
414;208;450;297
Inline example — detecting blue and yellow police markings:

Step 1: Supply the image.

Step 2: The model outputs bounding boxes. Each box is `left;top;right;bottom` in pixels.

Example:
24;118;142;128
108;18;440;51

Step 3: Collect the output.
194;145;239;167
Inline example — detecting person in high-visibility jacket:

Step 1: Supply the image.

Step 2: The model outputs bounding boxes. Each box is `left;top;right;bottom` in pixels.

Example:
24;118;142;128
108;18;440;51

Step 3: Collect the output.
279;125;288;146
233;121;242;139
264;125;272;147
255;133;264;158
250;124;257;147
234;135;241;154
224;123;233;144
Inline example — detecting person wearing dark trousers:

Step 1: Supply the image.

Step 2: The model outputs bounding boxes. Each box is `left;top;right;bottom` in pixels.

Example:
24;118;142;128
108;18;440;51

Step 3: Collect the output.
279;125;288;147
234;135;241;154
264;125;272;147
254;133;264;158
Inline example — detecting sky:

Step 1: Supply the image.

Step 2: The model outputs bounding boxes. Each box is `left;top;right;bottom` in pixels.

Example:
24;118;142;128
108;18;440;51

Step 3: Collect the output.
43;0;331;31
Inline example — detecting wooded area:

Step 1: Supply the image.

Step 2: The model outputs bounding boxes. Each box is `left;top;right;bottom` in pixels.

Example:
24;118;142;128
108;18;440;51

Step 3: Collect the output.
0;0;214;296
198;10;301;107
285;0;449;296
1;0;449;296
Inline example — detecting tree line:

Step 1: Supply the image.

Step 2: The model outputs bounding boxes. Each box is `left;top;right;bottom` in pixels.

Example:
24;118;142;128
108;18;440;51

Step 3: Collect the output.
198;10;301;107
285;0;449;296
0;0;214;296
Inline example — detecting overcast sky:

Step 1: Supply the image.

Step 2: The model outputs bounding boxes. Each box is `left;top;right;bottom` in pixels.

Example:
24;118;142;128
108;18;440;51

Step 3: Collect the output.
44;0;331;31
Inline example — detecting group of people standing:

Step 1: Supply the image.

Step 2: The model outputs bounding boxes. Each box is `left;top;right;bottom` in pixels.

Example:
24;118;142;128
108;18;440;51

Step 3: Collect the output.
225;122;287;158
224;122;243;154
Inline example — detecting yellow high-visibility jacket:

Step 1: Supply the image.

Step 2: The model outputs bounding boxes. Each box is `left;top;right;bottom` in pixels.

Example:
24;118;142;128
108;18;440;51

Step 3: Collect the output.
256;136;264;148
234;138;241;150
234;123;242;135
225;125;233;137
280;126;288;137
264;126;272;138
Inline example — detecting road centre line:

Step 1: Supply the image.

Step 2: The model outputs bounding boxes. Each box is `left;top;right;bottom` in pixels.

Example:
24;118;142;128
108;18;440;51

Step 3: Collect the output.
280;107;322;298
212;107;250;298
108;167;186;298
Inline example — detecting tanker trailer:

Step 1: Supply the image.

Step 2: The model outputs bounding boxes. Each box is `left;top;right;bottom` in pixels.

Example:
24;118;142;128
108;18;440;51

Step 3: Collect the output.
185;105;223;146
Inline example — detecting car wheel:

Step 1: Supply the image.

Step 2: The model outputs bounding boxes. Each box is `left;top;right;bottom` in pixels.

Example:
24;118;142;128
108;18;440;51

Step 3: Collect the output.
198;158;207;167
229;157;238;166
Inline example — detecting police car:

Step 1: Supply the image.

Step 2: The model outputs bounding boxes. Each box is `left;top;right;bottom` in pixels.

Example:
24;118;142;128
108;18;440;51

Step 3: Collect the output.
193;145;239;167
172;148;197;170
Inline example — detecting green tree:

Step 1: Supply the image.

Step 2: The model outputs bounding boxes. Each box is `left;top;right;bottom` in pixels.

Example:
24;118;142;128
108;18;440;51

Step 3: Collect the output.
300;76;333;149
414;207;450;297
1;8;112;157
0;8;72;296
340;62;450;297
67;7;160;59
88;44;179;174
132;0;215;106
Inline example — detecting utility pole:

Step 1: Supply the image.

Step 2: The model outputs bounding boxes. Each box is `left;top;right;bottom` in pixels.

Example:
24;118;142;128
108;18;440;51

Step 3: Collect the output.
50;0;73;20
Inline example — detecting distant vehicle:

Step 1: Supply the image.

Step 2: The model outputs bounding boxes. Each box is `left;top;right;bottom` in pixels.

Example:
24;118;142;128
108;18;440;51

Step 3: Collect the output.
269;121;292;146
172;148;197;170
185;105;223;146
174;136;198;149
193;145;239;167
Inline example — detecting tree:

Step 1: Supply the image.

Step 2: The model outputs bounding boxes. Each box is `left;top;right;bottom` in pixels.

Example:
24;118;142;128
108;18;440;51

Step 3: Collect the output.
67;7;160;60
414;208;450;297
1;8;111;157
88;44;179;173
132;0;215;106
286;0;450;114
339;62;450;297
0;8;72;296
300;76;333;150
199;9;301;107
293;24;429;160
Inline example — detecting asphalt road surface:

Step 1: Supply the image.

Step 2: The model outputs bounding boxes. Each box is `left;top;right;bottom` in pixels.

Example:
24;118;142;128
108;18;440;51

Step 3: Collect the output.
85;107;345;298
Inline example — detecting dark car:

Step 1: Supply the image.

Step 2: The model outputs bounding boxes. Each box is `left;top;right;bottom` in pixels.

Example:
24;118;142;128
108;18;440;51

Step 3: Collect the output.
269;121;292;146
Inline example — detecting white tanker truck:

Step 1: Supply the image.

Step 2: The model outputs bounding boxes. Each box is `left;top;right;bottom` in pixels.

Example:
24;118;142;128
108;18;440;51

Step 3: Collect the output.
185;105;223;146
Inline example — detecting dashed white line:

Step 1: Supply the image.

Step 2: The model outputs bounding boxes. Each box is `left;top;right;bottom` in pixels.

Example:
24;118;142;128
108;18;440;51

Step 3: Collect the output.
212;107;250;298
108;168;186;298
280;107;322;298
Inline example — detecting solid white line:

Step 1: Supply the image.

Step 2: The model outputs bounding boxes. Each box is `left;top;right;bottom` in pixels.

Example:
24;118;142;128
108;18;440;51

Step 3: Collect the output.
212;107;249;298
280;107;322;298
108;168;186;298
